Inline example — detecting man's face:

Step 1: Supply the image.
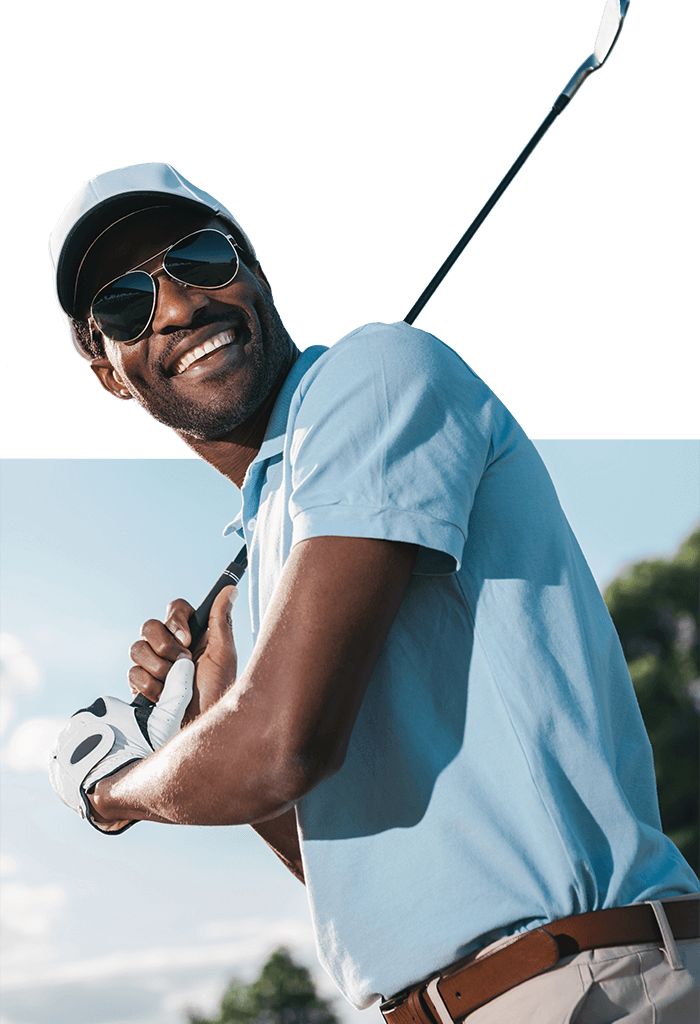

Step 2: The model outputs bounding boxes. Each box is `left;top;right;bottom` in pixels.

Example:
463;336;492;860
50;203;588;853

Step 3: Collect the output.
80;207;294;440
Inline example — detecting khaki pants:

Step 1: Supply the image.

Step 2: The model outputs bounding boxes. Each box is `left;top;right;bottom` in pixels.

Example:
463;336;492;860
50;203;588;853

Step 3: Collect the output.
468;939;699;1024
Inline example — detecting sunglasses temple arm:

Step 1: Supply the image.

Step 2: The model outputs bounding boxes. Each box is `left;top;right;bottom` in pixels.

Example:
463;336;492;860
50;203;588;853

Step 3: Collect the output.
403;103;564;326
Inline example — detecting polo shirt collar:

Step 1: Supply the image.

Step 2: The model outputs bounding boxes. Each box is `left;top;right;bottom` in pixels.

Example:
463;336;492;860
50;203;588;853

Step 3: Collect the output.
222;344;327;538
253;345;327;463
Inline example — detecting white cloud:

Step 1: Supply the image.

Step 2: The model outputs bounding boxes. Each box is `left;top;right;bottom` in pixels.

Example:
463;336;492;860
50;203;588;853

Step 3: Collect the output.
30;622;130;673
0;855;19;877
1;917;315;990
1;880;67;972
0;634;41;736
1;881;67;940
0;642;62;770
1;717;65;772
0;916;367;1024
159;975;226;1020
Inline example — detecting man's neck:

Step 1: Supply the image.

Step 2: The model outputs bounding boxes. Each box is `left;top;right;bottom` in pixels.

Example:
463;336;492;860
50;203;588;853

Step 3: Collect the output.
179;350;298;488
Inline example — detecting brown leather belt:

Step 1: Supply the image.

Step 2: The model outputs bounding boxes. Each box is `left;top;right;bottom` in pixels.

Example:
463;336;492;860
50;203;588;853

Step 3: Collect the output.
379;900;699;1024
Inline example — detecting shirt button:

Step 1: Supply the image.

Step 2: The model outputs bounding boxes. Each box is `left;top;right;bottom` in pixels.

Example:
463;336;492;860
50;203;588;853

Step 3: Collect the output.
247;519;257;531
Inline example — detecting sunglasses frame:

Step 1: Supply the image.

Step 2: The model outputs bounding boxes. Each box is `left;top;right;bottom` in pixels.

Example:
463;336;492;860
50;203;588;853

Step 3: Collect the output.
90;228;240;344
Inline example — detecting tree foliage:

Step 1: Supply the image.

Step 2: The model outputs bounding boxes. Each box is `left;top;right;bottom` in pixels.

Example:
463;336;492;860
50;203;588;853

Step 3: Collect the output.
604;526;699;874
187;948;340;1024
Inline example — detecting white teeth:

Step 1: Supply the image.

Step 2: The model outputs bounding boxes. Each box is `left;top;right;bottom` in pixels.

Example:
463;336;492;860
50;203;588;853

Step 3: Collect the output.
174;332;235;375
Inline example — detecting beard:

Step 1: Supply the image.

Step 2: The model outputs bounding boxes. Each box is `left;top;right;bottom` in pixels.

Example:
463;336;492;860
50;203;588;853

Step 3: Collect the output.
125;290;295;441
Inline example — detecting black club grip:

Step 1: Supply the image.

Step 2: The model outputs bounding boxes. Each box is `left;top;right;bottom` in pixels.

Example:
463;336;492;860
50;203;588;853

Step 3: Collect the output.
187;546;248;649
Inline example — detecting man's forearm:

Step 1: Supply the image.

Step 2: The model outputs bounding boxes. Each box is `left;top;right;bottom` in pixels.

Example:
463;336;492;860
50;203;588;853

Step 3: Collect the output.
92;741;305;882
90;690;303;827
91;537;416;835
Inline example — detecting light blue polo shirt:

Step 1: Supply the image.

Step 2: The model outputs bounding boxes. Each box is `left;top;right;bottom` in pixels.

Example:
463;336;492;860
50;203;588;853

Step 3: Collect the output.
225;322;699;1009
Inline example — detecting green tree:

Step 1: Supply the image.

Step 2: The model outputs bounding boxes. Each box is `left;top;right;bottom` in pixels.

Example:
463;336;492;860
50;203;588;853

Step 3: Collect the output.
604;526;699;875
187;948;340;1024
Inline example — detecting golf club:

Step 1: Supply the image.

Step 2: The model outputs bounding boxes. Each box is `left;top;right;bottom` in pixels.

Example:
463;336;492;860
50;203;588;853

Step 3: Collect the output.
186;544;248;649
404;0;631;325
131;543;248;711
137;3;630;716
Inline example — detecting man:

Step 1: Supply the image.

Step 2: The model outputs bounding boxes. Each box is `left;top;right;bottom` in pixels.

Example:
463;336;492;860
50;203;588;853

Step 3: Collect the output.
49;163;699;1023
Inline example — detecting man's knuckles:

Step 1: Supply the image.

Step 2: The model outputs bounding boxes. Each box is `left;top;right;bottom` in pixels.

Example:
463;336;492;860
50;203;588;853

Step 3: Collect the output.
165;599;195;643
137;621;185;658
127;664;164;702
129;638;173;677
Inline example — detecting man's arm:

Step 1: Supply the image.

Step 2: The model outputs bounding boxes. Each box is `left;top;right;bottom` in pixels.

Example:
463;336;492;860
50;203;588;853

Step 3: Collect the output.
90;535;416;829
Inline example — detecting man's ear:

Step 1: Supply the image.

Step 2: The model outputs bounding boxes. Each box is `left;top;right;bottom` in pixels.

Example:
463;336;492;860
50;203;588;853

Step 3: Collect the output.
90;358;132;400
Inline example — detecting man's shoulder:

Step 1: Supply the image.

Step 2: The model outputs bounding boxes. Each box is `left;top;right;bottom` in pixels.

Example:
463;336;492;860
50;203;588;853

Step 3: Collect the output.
297;322;478;395
331;320;468;364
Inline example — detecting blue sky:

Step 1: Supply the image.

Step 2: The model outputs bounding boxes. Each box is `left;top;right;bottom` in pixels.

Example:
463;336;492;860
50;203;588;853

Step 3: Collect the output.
1;446;698;1024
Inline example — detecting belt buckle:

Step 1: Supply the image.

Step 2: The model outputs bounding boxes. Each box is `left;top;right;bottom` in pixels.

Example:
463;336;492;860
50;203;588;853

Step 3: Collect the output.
425;976;455;1024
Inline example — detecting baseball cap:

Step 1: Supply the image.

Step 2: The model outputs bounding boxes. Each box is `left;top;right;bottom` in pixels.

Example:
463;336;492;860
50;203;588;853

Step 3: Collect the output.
50;162;256;321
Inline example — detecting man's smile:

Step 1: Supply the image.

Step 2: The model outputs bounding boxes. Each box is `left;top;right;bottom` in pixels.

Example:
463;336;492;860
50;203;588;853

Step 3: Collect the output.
172;329;238;376
166;323;246;378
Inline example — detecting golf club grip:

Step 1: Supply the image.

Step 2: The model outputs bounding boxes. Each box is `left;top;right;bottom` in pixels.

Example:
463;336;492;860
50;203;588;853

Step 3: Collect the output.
131;544;248;711
187;545;248;649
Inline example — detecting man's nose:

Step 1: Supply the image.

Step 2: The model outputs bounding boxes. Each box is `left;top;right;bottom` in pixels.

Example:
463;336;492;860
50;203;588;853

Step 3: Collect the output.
150;275;210;335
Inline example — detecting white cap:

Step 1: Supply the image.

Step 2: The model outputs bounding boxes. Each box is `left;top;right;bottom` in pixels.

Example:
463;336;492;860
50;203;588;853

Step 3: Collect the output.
50;162;256;319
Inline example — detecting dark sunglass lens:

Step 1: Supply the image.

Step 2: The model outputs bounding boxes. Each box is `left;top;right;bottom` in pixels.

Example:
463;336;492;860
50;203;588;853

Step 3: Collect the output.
92;272;155;343
165;230;238;288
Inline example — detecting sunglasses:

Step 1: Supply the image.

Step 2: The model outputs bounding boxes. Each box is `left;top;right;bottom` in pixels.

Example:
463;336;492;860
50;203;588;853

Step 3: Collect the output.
90;229;240;343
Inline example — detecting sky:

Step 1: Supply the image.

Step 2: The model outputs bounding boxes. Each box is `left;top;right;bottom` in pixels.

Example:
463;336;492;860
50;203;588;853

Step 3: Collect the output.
1;449;698;1024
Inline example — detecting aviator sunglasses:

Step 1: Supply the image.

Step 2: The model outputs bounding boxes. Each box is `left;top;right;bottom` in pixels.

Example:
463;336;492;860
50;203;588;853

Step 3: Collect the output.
90;229;240;343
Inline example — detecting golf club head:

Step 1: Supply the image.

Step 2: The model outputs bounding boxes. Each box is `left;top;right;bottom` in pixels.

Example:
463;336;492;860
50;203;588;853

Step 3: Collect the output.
559;0;631;103
594;0;631;67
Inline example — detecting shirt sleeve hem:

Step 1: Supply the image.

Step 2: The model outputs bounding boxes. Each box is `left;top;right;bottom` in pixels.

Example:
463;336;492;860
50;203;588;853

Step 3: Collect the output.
291;504;465;575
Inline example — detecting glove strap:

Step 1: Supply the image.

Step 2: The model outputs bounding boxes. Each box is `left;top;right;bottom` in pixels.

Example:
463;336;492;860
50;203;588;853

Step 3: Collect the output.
82;757;144;834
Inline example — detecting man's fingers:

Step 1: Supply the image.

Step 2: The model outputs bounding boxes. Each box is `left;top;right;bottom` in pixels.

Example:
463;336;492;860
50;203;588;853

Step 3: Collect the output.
210;589;237;634
165;598;196;647
129;638;179;681
128;664;164;703
139;618;187;660
129;589;236;725
188;587;237;662
128;599;195;704
207;586;237;653
182;586;238;726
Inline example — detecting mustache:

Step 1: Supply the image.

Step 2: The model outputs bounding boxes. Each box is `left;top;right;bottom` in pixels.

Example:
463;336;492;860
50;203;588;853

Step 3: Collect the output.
155;308;250;374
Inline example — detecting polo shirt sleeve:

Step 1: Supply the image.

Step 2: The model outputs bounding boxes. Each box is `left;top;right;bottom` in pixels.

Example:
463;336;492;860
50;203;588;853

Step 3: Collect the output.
287;323;498;575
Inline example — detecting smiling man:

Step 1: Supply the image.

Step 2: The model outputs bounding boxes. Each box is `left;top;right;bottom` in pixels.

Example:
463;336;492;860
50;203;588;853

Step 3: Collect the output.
49;163;699;1024
85;207;293;444
55;182;297;482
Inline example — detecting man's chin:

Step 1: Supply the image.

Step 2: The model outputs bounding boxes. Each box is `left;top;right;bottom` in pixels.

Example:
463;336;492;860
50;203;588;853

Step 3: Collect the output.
145;402;253;441
129;309;294;441
131;374;274;441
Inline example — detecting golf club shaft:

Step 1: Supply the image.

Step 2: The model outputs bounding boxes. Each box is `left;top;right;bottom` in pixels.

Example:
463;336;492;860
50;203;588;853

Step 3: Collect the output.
131;543;248;710
404;105;561;325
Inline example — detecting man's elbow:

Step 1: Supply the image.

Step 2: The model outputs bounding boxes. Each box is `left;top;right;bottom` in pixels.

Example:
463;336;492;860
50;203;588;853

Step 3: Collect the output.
240;745;339;823
249;741;344;822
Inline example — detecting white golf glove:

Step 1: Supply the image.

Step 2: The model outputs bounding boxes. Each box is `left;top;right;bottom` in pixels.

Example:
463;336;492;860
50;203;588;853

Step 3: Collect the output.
49;655;194;834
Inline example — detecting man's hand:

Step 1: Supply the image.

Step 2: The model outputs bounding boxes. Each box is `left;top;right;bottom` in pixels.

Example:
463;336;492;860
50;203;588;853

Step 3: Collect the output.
49;655;195;833
129;585;238;725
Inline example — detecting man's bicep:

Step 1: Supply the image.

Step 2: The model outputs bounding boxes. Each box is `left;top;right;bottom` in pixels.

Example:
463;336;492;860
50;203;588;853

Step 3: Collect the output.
245;534;416;789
